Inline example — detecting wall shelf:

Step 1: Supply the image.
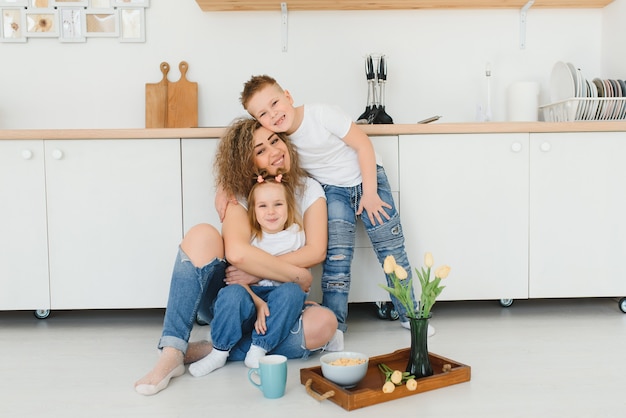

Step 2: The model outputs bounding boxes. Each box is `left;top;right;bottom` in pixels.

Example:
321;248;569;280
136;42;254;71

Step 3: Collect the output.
195;0;613;12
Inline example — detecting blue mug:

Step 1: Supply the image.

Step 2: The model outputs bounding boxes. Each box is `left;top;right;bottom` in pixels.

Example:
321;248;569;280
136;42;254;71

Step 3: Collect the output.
247;354;288;399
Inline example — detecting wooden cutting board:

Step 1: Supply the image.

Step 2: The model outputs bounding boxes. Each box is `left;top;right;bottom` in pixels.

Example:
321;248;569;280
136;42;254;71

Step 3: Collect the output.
145;62;170;128
167;61;198;128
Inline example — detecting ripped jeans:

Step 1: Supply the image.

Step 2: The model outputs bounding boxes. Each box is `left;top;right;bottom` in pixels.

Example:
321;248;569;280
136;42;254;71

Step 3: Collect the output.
321;165;417;331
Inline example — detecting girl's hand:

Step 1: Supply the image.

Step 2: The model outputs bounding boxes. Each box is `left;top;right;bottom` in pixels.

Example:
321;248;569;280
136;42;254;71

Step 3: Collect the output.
357;192;391;226
254;300;270;335
225;266;261;285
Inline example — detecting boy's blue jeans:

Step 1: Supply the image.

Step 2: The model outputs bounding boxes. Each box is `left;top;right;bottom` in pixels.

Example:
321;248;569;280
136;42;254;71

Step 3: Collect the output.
158;247;317;360
321;165;417;332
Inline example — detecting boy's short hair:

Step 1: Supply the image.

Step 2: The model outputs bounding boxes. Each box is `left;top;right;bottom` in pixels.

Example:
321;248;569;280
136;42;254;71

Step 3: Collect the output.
240;75;282;110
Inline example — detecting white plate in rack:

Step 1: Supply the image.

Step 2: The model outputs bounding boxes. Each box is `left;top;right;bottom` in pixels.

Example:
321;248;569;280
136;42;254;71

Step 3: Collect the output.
550;61;576;102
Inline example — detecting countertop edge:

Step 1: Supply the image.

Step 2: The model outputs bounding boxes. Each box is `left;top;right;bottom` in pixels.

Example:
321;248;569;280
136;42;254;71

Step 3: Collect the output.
3;122;626;140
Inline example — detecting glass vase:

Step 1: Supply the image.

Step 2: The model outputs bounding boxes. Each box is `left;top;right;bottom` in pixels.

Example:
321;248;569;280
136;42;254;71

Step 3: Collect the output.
406;316;433;378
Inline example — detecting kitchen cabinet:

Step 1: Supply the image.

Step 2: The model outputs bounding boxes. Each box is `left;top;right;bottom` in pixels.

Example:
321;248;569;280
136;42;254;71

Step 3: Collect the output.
529;132;626;298
195;1;613;11
399;134;529;302
0;140;50;311
45;139;182;309
181;138;221;234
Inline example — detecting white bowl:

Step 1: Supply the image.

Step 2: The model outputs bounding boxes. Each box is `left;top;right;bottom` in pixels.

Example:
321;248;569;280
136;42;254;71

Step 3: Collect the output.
320;351;369;388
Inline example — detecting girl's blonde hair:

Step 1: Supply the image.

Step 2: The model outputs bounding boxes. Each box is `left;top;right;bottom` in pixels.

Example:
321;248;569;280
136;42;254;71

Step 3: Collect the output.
213;117;307;200
247;170;302;240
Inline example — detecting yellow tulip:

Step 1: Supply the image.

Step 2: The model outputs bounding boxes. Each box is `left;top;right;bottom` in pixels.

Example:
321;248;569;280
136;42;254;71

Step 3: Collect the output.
383;255;396;274
394;264;408;280
405;378;418;391
382;381;396;393
424;252;434;268
435;265;451;279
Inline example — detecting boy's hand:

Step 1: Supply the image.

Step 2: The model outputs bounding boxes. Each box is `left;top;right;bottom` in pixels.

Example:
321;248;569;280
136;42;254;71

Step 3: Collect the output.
357;192;392;226
254;300;270;335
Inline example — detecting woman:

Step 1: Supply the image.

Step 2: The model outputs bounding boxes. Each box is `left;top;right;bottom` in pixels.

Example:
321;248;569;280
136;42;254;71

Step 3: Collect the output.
134;118;337;396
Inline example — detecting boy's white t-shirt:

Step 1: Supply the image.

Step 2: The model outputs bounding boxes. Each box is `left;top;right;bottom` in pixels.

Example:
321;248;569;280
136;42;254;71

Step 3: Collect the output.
288;103;382;187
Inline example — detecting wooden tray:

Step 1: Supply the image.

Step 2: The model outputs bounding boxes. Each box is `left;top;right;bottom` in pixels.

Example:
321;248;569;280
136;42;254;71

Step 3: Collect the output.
300;348;470;411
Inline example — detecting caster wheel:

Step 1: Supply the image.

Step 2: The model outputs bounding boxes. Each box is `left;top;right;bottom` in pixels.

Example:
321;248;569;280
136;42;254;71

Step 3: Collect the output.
499;298;514;308
388;308;400;321
619;297;626;313
34;309;50;319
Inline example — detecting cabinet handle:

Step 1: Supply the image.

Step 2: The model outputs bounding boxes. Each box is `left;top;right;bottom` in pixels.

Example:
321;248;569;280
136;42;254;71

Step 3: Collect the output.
52;149;64;160
21;150;33;160
511;142;522;153
540;142;551;152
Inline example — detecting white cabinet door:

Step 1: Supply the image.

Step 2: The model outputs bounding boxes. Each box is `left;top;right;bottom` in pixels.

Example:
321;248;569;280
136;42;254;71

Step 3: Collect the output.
0;140;50;310
45;139;182;309
399;134;529;301
181;138;221;234
529;132;626;298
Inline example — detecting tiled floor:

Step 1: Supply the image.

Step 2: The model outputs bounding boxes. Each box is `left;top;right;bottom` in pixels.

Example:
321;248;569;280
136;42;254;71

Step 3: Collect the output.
1;297;625;417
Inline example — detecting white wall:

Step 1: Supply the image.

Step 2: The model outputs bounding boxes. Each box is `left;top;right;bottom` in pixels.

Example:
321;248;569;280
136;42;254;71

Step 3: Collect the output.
0;0;622;129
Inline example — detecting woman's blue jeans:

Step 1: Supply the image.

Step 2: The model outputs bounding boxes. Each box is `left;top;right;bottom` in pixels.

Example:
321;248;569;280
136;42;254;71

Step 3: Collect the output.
158;247;320;360
321;165;417;331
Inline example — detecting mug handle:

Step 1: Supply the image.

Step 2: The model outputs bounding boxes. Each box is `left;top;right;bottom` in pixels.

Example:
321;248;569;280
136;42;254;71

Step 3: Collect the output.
248;368;262;389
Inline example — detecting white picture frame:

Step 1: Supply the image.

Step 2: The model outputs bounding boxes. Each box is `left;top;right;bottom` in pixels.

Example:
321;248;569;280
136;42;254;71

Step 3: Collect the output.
85;8;118;37
118;6;143;42
25;9;58;37
58;7;85;42
112;0;149;7
52;0;88;6
28;0;52;8
1;7;27;42
0;1;28;6
89;0;110;7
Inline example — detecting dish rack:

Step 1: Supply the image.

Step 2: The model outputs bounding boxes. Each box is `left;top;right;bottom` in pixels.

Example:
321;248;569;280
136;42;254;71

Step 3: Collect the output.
540;98;626;122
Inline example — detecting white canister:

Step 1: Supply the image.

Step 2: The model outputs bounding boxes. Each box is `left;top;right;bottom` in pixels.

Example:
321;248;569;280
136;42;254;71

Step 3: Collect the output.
507;81;540;121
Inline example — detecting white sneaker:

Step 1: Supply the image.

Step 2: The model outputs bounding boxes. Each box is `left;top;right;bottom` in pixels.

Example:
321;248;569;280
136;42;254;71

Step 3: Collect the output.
244;344;267;368
325;329;344;352
401;321;436;337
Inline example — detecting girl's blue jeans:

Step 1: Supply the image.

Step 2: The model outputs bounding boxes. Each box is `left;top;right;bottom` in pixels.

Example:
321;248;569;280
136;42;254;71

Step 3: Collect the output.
321;165;417;331
158;247;318;360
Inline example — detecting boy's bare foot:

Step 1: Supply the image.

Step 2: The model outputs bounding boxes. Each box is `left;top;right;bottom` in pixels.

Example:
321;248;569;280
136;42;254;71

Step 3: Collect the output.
135;347;184;396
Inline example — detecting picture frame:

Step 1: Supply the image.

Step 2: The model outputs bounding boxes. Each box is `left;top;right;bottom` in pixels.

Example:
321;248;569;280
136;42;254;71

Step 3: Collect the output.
112;0;149;7
0;1;28;6
25;8;58;37
118;6;143;42
89;0;111;7
28;0;52;7
1;7;27;42
52;0;88;6
85;8;118;37
58;6;85;42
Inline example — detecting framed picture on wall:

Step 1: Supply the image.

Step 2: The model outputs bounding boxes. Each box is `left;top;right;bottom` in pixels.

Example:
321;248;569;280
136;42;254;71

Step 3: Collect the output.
1;7;27;42
118;6;143;42
52;0;88;6
25;9;58;37
112;0;149;7
85;9;118;37
58;7;85;42
28;0;52;7
0;1;28;6
89;0;111;7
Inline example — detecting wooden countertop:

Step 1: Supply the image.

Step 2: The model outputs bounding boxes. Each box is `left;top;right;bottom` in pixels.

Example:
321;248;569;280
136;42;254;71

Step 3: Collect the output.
2;122;626;140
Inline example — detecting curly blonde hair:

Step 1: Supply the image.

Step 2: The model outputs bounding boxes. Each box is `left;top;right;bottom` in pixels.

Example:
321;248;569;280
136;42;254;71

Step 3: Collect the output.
213;117;308;200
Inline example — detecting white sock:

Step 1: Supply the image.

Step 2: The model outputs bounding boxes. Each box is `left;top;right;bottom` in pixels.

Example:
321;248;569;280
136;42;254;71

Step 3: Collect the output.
188;348;229;377
325;329;344;352
244;344;267;368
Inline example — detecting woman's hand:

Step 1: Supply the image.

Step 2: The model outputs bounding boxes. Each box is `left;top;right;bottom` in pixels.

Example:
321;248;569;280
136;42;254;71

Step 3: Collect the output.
225;266;261;286
294;267;313;293
214;185;237;222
